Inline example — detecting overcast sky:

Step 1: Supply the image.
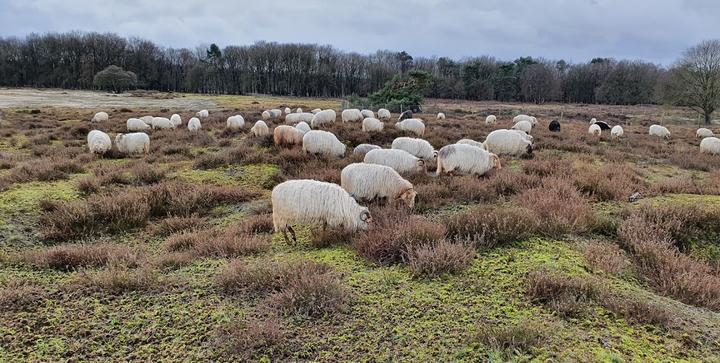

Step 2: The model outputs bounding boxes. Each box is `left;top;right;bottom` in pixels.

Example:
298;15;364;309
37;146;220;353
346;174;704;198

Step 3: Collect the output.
1;0;719;65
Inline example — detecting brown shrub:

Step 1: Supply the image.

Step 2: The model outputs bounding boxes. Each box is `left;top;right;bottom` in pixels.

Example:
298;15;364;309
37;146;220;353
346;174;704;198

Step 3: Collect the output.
20;243;140;271
76;177;101;196
579;241;630;275
406;240;475;277
9;158;84;184
445;205;538;249
68;266;158;294
310;228;354;248
152;251;196;269
228;214;274;235
217;258;332;294
215;319;285;359
574;164;646;201
0;280;46;312
163;229;271;258
526;269;597;316
472;319;545;356
266;271;349;317
149;216;209;237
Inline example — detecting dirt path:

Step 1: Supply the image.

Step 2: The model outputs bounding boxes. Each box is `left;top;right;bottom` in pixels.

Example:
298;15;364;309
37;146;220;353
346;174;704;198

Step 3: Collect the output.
0;88;217;110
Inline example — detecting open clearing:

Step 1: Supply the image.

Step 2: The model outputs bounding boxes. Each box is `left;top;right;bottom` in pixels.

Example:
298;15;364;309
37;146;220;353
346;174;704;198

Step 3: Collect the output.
1;89;720;361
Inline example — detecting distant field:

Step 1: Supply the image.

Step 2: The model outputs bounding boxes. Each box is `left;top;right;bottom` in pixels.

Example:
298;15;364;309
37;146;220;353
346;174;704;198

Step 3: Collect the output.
1;88;720;361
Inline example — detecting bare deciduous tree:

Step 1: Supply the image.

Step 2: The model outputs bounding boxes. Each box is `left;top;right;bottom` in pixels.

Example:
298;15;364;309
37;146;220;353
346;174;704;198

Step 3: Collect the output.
664;40;720;124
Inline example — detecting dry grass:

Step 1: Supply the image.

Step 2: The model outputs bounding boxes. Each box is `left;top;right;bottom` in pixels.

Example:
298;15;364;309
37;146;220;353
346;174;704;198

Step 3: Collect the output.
67;266;159;294
20;243;141;271
214;319;285;359
472;319;545;356
0;280;47;312
406;240;475;278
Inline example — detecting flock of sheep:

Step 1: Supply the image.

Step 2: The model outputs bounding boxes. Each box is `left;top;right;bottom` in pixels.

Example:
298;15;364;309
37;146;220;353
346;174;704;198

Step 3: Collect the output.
85;106;720;242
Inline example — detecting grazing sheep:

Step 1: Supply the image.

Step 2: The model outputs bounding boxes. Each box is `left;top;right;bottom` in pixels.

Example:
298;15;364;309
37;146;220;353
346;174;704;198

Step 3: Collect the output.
311;109;336;127
286;112;314;125
170;114;182;126
311;108;322;114
227;115;245;130
364;148;425;175
271;179;372;242
273;125;305;146
341;163;416;208
296;108;303;113
361;109;375;118
251;120;269;137
151;117;175;130
589;118;597;124
395;118;425;136
127;118;151;131
588;124;602;136
398;110;413;121
593;120;611;130
611;125;624;139
140;116;154;125
437;112;446;120
295;122;311;133
196;110;209;118
437;143;501;176
391;137;436;161
87;130;112;154
188;117;202;132
353;143;381;155
115;132;150;156
262;110;281;121
378;108;391;120
284;107;292;114
484;129;533;157
457;138;486;150
697;128;714;138
302;130;346;157
513;114;537;126
700;137;720;155
91;112;109;123
649;124;671;139
548;120;561;132
362;117;384;132
485;115;497;125
342;109;363;123
512;120;533;133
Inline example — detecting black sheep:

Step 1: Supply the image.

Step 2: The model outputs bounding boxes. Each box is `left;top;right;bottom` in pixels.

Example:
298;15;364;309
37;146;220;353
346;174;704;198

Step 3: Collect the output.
593;121;611;130
398;110;413;121
549;120;561;132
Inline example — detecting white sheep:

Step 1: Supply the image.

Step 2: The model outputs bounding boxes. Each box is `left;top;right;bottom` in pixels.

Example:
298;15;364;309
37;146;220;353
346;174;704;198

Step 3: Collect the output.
311;108;322;114
140;116;154;125
251;120;269;137
513;114;537;126
362;117;384;132
588;124;602;136
286;112;314;125
311;109;336;127
341;163;416;208
295;122;312;133
512;130;533;142
700;137;720;155
353;143;381;155
227;115;245;130
512;120;533;133
437;112;446;120
262;109;282;120
361;109;375;118
437;143;501;176
485;115;497;125
302;130;346;157
127;118;151;131
391;137;436;161
284;107;292;114
273;125;305;146
262;110;273;120
87;130;112;154
170;114;182;126
457;138;486;150
484;129;533;157
342;109;364;123
272;179;372;242
151;117;175;130
196;110;209;118
696;128;714;138
377;108;391;120
649;124;670;139
188;117;202;132
589;118;597;124
115;132;149;156
395;118;425;136
91;112;108;123
364;148;425;175
296;107;303;113
611;125;624;139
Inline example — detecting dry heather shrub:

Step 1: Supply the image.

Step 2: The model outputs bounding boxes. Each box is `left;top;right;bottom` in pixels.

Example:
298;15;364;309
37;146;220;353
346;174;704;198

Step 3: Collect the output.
522;156;574;178
0;280;46;312
152;251;196;269
600;293;673;327
128;162;166;184
267;271;349;317
579;241;630;275
20;243;140;271
76;176;101;196
445;205;538;249
628;203;720;251
406;240;475;277
193;144;272;170
487;168;542;197
149;216;209;237
163;229;270;258
228;214;274;235
217;258;331;294
9;158;84;184
574;163;646;201
647;175;720;196
215;319;285;358
68;266;158;294
473;319;545;356
526;269;597;316
310;228;354;248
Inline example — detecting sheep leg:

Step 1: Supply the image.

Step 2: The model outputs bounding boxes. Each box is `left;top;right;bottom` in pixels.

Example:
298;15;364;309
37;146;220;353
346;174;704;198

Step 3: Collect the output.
288;225;297;242
282;230;290;244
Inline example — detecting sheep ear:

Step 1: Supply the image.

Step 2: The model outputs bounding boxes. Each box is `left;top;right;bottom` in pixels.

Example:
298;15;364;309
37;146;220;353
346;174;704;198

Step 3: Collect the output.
433;150;438;157
417;160;425;167
360;210;371;221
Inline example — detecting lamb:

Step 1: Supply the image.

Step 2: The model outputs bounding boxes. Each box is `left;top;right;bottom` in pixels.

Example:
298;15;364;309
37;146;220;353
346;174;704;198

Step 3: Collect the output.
611;125;624;139
296;108;303;113
398;110;413;121
649;124;671;139
341;163;416;208
391;137;436;160
227;115;245;130
437;112;446;120
273;125;305;146
271;179;372;242
362;117;383;132
170;114;182;126
87;130;112;154
115;132;150;156
188;117;202;132
91;112;108;123
196;110;209;118
485;115;497;125
361;109;375;118
437;143;501;176
302;130;346;157
311;108;322;114
395;118;425;136
295;122;311;133
484;129;533;157
548;120;561;132
457;138;486;150
151;117;175;130
353;143;381;155
284;107;292;114
127;118;151;131
342;109;363;123
378;108;391;120
696;128;714;138
512;120;533;133
140;116;154;125
513;114;537;126
364;148;425;175
588;124;602;136
250;120;269;137
311;109;336;127
700;137;720;155
262;110;277;120
286;112;314;125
